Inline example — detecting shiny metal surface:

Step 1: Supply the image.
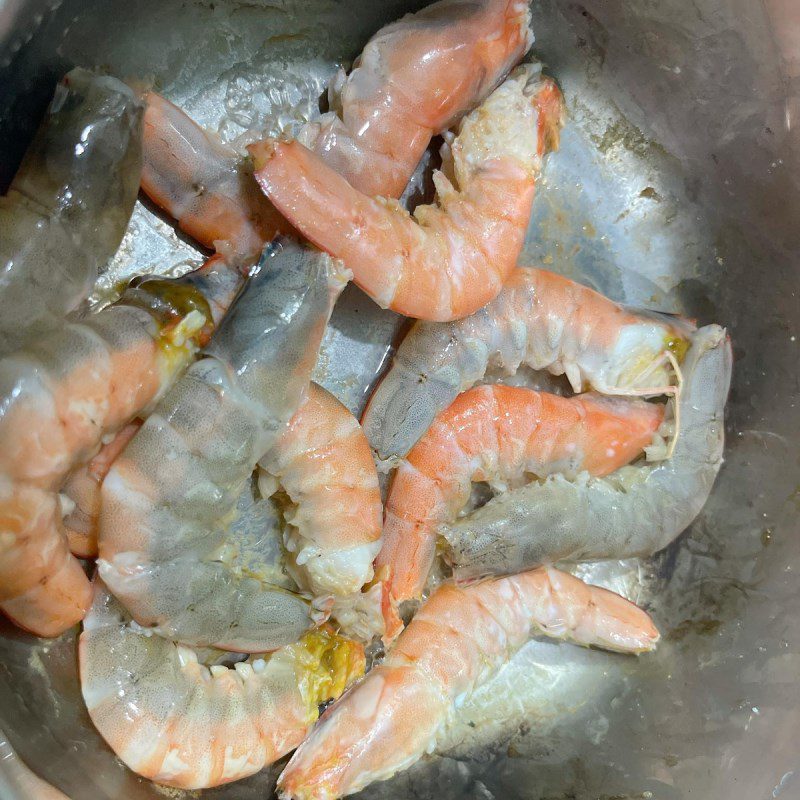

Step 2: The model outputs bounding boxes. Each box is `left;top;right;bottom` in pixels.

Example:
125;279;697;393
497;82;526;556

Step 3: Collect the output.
1;1;799;798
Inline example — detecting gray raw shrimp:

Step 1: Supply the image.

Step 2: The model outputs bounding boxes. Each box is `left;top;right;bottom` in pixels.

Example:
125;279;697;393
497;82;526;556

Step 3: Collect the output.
97;238;350;651
0;68;143;351
441;325;732;583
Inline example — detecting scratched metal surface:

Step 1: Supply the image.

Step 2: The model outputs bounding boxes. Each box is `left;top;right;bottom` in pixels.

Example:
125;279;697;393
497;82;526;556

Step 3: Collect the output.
0;0;799;798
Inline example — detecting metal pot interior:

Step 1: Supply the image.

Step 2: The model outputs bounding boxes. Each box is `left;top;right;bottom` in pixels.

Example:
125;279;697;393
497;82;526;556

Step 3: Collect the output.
0;1;798;798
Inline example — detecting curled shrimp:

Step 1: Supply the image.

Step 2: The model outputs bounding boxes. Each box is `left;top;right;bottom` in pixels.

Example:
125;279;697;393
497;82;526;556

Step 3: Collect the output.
0;68;143;352
363;266;695;465
142;0;532;256
250;63;565;322
71;383;382;632
441;325;732;583
258;383;382;601
375;383;664;640
66;380;384;600
298;0;533;199
278;566;659;800
79;579;365;790
0;263;221;636
98;239;350;652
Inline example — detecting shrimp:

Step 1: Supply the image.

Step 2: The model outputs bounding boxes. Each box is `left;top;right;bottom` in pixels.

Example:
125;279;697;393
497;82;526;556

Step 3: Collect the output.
0;68;143;353
0;266;219;636
297;0;534;199
63;302;383;584
258;383;382;600
250;63;565;321
441;325;732;582
375;384;664;640
363;266;695;465
79;579;365;790
142;0;532;255
141;92;286;260
97;239;350;652
278;566;659;800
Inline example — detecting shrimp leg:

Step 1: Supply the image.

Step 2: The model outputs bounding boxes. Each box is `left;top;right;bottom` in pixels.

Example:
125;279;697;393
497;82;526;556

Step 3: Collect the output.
80;580;364;789
278;567;659;800
363;266;695;465
98;239;350;651
376;384;664;640
0;68;143;352
441;325;732;582
251;64;564;322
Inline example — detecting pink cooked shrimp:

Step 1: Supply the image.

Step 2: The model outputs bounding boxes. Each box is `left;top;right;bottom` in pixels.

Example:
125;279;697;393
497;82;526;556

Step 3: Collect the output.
250;64;564;321
297;0;534;199
141;0;533;255
376;383;664;640
80;580;364;789
259;383;382;601
279;567;660;799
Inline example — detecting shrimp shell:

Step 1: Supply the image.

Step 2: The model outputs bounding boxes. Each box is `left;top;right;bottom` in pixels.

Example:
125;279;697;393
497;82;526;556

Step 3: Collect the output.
98;239;350;651
441;325;731;582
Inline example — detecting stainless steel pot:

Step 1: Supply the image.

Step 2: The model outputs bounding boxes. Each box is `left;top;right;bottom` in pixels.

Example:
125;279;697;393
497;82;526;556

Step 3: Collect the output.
1;1;799;798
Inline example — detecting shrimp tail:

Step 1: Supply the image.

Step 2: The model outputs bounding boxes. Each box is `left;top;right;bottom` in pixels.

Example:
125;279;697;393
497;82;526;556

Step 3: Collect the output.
0;480;92;636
